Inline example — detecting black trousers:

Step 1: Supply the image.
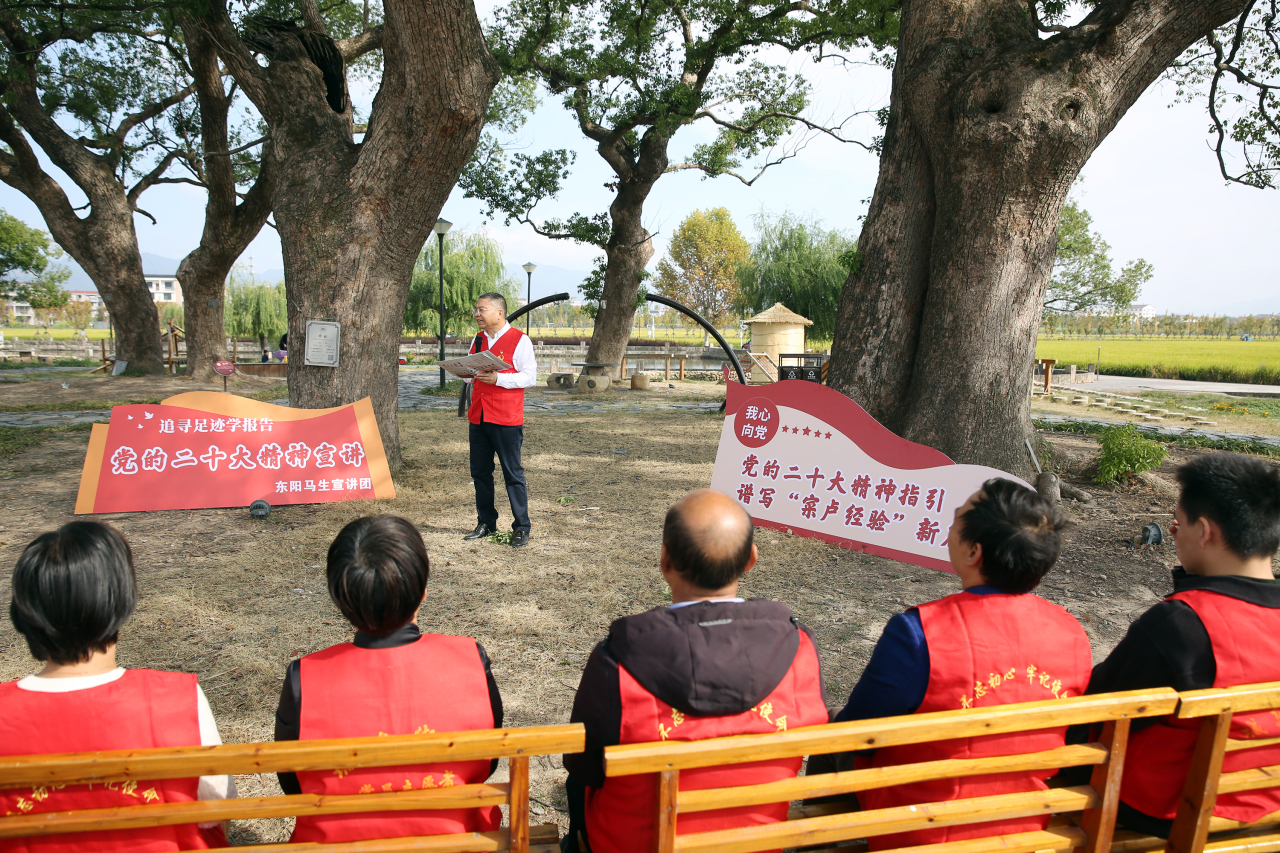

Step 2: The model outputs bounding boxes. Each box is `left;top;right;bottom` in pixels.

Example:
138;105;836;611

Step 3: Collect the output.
469;420;530;532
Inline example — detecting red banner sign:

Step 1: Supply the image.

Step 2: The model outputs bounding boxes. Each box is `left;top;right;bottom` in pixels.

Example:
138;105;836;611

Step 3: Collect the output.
75;392;395;514
711;381;1030;574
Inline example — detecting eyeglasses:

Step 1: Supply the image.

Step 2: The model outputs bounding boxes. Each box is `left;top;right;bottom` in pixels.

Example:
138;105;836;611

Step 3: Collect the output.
473;306;501;314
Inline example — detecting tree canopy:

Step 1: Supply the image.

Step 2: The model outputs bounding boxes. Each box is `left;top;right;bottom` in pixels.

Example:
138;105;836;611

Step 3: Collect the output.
404;231;519;338
0;210;70;304
656;208;749;340
1045;201;1152;315
738;212;857;341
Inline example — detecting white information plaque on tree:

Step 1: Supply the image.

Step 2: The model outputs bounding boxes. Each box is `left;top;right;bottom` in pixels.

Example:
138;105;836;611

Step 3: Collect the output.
304;320;340;367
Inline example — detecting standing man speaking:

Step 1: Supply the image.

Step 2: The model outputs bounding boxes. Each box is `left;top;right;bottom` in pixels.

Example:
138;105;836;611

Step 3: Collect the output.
463;293;537;548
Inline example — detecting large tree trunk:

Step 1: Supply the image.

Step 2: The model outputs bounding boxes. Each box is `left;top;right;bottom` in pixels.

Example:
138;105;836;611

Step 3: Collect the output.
0;98;166;374
205;0;497;469
176;16;279;380
829;0;1247;474
584;133;667;374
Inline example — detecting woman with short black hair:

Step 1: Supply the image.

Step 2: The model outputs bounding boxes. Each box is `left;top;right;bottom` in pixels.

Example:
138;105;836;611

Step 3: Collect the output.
274;514;505;844
0;521;234;851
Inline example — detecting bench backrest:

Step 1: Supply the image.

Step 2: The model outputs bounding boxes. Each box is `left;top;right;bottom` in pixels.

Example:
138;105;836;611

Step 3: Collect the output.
603;688;1179;853
0;723;584;853
1164;681;1280;853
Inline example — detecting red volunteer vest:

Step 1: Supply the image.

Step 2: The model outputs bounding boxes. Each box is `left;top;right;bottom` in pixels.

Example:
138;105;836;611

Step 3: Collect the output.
859;591;1092;850
291;634;500;843
584;630;827;853
1122;589;1280;823
0;670;219;853
468;326;525;426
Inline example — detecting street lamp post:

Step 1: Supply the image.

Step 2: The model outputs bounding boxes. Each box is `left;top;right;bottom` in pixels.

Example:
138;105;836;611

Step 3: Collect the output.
521;262;537;335
433;219;452;387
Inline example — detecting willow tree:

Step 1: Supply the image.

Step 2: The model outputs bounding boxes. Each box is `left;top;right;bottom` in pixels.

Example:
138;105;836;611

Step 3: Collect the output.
827;0;1249;474
200;0;498;467
471;0;894;376
403;230;519;338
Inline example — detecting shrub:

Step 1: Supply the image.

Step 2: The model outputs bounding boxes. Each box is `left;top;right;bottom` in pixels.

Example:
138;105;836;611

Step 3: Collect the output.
1095;423;1167;485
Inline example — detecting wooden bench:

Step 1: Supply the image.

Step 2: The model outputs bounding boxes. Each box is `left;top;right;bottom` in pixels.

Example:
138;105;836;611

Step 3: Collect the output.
1106;681;1280;853
602;688;1179;853
0;724;583;852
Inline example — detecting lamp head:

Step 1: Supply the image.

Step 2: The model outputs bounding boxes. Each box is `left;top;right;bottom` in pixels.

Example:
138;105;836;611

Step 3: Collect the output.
432;219;452;236
522;262;537;274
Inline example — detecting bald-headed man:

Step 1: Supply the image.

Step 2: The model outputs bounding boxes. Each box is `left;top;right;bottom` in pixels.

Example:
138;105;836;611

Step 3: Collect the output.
561;489;830;853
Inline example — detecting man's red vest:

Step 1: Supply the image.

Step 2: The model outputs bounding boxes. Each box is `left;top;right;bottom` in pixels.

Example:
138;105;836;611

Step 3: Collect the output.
584;630;827;853
468;326;525;426
859;591;1092;851
0;669;221;853
1122;589;1280;823
291;634;500;843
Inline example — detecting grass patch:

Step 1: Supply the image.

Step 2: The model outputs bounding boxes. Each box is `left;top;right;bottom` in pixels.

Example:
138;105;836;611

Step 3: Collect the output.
1034;340;1280;385
0;423;93;460
419;379;464;397
0;399;162;413
1034;418;1280;459
487;530;513;545
0;357;100;369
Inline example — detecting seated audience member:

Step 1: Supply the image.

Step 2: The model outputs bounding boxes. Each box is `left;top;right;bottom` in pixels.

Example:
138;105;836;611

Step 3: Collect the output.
814;478;1090;851
562;489;829;853
0;521;235;851
274;514;504;844
1082;453;1280;837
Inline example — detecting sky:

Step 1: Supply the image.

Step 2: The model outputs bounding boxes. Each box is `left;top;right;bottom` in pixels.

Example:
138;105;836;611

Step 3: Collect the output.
2;16;1277;316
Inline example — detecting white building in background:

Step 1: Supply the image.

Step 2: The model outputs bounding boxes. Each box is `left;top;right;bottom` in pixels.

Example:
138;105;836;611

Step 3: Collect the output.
1129;303;1158;320
68;290;105;310
145;275;182;304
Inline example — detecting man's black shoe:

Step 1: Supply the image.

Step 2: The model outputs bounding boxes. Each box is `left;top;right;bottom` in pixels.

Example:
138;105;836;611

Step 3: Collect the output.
511;529;530;548
463;523;495;541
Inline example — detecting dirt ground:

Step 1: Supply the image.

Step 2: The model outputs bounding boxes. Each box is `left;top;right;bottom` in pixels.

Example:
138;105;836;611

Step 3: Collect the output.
1;383;1278;843
0;371;287;409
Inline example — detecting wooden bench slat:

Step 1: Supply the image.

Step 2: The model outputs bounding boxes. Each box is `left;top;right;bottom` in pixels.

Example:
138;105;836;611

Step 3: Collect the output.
1108;829;1169;853
0;783;511;838
1219;765;1280;795
1209;812;1280;834
180;828;509;852
1178;684;1280;719
679;743;1109;814
0;725;584;789
1203;828;1280;853
1229;738;1280;753
606;691;1176;776
671;785;1099;853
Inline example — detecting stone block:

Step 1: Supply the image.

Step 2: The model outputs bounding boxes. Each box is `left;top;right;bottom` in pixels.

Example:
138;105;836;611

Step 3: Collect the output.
577;373;612;393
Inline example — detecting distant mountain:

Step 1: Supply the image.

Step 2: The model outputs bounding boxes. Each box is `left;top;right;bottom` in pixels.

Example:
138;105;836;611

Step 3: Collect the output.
504;263;591;303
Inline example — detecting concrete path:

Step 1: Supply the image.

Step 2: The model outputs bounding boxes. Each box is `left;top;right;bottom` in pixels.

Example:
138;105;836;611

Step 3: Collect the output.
1088;375;1280;396
1034;413;1280;449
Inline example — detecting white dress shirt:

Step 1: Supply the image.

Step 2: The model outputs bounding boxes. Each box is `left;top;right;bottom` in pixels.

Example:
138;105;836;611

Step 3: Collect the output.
17;668;237;820
465;322;538;389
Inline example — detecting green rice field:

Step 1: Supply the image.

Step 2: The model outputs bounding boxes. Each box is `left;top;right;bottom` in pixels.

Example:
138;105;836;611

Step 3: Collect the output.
1035;339;1280;385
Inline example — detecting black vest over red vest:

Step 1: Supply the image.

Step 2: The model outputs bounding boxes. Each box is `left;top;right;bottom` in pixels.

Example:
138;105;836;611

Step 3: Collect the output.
584;630;828;853
468;327;525;426
1122;589;1280;822
859;591;1092;850
0;669;218;853
290;633;499;843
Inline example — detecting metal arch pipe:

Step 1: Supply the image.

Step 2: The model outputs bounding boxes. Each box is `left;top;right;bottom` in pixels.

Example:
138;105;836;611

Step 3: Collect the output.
506;292;571;324
642;293;747;386
507;291;748;385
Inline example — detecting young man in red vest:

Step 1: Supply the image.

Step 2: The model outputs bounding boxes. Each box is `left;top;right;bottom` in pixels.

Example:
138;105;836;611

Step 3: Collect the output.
463;292;538;548
561;489;830;853
1;521;234;852
812;478;1091;850
1081;453;1280;837
274;514;504;843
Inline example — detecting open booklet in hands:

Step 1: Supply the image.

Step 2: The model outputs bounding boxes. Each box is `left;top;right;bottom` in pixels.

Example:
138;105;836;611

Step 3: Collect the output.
437;351;514;379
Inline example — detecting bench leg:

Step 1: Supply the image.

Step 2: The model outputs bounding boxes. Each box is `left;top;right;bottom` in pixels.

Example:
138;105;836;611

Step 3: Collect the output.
656;768;678;853
510;756;530;853
1081;718;1129;853
1166;712;1231;853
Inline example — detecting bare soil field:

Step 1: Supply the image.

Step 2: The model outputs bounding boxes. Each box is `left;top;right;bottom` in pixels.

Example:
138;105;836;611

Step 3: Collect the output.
1;386;1277;843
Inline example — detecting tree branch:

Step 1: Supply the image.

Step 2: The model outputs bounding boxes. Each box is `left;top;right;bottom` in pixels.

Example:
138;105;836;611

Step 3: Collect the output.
113;82;197;146
127;148;183;208
337;25;383;61
697;109;876;151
